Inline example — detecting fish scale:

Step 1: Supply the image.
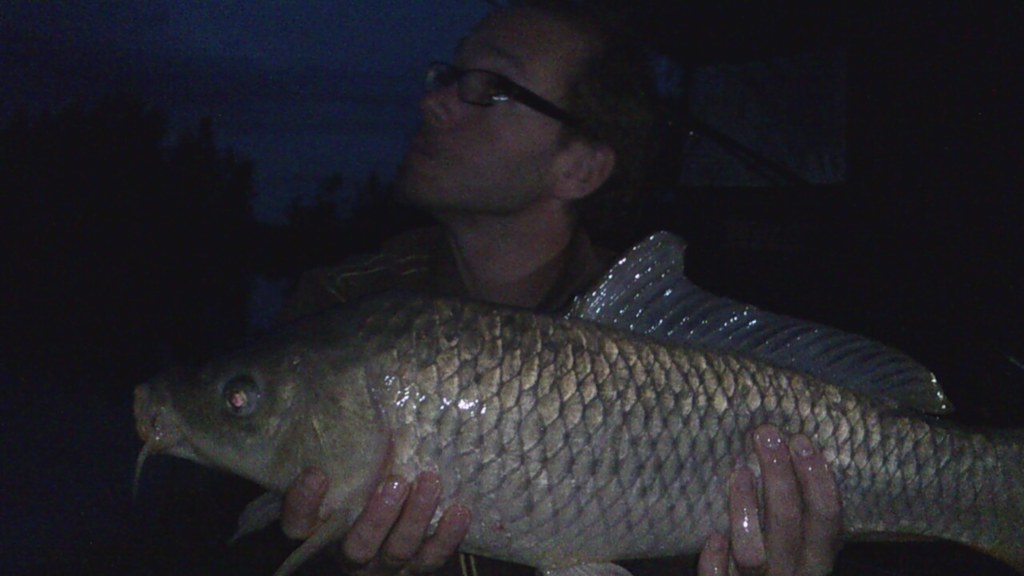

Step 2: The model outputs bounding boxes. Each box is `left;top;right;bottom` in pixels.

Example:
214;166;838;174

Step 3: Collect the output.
133;294;1024;575
355;296;1022;568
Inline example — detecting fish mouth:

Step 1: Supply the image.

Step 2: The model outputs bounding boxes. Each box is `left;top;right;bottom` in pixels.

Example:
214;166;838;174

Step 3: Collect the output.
133;384;182;446
132;384;194;499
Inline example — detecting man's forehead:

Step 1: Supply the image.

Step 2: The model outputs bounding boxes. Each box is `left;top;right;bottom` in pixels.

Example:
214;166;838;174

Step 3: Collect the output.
455;7;592;77
454;34;527;74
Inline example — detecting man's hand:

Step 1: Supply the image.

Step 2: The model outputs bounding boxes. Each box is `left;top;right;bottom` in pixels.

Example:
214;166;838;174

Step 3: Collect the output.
281;468;471;576
697;425;842;576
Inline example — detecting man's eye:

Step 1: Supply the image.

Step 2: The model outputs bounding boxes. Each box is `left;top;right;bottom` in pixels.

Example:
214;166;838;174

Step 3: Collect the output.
437;69;460;86
484;83;511;102
489;92;511;102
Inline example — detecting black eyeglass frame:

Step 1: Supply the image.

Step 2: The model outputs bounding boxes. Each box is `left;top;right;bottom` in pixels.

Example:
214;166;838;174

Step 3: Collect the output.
425;61;579;127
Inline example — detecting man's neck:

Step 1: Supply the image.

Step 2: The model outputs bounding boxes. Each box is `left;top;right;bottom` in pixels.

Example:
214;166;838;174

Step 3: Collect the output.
436;202;576;309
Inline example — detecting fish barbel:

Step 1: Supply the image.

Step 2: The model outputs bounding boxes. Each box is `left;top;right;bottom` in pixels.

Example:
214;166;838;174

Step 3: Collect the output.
133;293;1024;576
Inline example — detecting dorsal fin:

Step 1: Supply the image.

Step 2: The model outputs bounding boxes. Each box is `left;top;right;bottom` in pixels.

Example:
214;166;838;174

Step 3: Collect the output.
569;232;953;415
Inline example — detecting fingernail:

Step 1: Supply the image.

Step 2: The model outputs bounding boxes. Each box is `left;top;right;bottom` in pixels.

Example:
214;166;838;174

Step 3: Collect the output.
417;471;441;493
755;426;783;451
791;435;816;459
300;468;328;496
699;532;729;576
707;531;728;553
381;476;408;507
447;504;472;530
412;472;442;506
739;503;758;534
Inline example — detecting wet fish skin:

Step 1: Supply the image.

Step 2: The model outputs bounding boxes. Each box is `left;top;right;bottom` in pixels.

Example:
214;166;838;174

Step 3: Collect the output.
134;293;1024;574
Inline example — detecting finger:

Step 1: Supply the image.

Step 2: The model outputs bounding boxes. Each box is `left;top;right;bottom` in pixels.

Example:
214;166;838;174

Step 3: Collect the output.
411;504;472;573
342;476;410;565
754;425;802;572
728;466;766;573
697;531;730;576
380;472;443;566
281;467;330;539
789;434;842;574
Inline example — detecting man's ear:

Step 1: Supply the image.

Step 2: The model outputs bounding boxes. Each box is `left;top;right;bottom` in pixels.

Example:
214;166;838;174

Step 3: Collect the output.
551;140;616;201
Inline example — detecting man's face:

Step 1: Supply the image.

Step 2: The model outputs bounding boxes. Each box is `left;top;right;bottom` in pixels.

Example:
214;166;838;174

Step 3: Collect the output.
395;7;594;215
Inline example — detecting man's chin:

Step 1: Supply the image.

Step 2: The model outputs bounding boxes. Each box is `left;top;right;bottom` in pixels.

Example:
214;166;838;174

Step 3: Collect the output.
393;170;447;210
392;178;426;208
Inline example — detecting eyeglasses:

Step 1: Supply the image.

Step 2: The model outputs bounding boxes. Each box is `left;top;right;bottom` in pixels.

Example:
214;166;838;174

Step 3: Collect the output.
424;61;578;127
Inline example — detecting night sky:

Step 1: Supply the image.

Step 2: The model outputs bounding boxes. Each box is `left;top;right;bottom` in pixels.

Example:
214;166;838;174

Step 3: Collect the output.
3;0;490;222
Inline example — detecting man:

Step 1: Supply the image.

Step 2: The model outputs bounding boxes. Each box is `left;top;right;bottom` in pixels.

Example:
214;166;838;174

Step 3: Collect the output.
278;2;841;575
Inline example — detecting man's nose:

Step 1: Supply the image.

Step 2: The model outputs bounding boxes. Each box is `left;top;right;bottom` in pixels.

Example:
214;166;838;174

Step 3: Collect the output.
419;83;462;128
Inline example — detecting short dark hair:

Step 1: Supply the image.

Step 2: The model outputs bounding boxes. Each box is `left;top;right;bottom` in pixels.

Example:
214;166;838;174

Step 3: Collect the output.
513;0;661;243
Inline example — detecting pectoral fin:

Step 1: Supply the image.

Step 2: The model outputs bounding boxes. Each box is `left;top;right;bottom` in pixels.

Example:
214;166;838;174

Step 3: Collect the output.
230;491;283;544
273;511;349;576
540;563;635;576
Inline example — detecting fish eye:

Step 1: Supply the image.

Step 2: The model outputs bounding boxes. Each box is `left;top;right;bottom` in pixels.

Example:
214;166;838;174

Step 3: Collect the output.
220;375;261;417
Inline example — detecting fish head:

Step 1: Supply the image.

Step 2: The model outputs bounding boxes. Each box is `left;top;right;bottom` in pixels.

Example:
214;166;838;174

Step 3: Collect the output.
133;310;393;519
133;347;312;492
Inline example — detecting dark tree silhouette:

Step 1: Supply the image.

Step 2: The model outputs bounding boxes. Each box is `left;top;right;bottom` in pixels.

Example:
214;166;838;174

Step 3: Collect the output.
0;94;255;390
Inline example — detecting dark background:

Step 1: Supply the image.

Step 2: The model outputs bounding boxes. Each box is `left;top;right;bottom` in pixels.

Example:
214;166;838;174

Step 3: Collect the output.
2;1;1022;575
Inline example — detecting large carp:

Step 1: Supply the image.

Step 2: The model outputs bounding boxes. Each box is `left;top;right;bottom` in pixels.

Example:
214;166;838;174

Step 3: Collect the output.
133;292;1024;576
